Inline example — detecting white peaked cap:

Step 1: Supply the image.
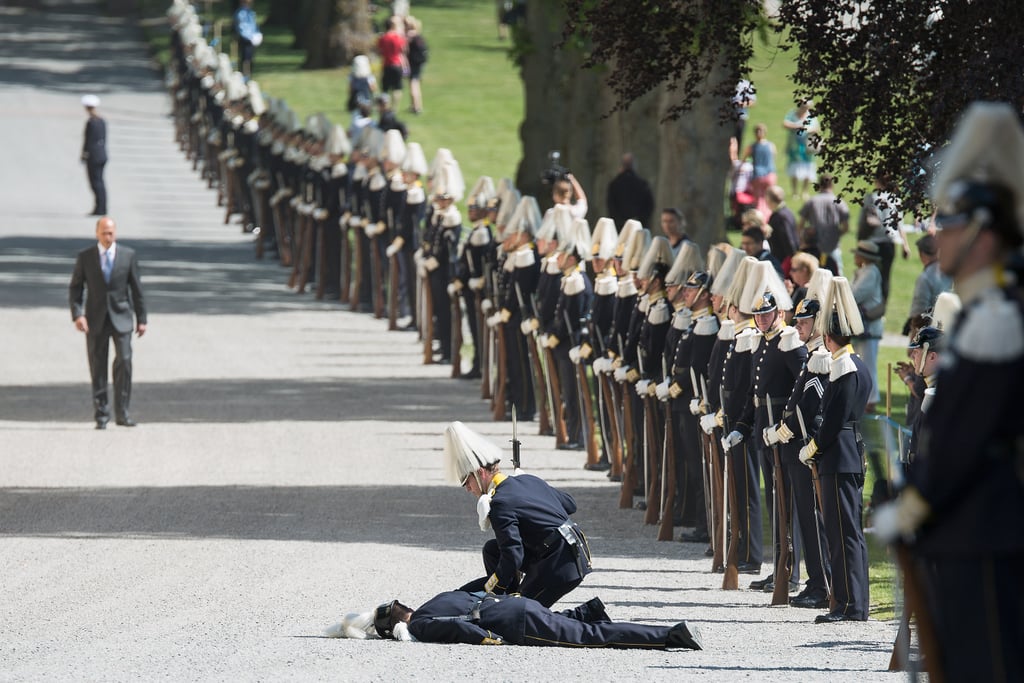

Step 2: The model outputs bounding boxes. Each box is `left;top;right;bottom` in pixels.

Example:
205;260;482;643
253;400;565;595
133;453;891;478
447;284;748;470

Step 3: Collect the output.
432;160;465;201
227;72;248;102
815;277;864;338
932;101;1024;230
323;611;377;639
444;421;502;485
429;148;454;180
352;54;372;79
804;267;833;305
81;94;100;108
741;260;794;313
590;218;618;260
247;80;267;115
559;218;592;261
615;219;642;259
637;236;674;280
382;129;406;163
468;176;496;208
326;124;352;157
495;188;522;230
710;248;746;297
305;114;322;140
216;52;232;85
497;178;515;201
359;127;384;157
315;113;332;140
707;244;731;277
665;240;706;286
504;194;540;237
723;256;759;313
930;291;962;331
623;228;652;272
402;142;428;176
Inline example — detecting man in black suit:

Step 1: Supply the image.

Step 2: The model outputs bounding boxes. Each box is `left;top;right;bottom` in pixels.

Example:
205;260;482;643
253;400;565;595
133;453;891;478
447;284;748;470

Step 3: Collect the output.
606;153;654;230
81;94;108;216
69;217;147;429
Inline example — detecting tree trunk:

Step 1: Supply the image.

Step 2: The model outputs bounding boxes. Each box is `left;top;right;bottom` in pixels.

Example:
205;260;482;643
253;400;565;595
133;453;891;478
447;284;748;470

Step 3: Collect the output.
264;0;294;28
516;0;730;246
301;0;375;69
301;0;334;68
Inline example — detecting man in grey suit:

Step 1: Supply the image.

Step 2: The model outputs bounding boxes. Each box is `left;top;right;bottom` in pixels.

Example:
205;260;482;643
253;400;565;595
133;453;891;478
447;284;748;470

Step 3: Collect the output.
69;216;147;429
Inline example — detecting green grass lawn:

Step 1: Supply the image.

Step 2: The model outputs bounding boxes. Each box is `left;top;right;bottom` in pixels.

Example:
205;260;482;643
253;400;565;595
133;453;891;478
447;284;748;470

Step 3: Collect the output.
142;1;911;622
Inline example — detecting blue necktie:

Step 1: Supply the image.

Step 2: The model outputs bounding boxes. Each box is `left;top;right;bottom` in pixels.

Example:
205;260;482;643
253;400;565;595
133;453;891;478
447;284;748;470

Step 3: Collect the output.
102;250;113;284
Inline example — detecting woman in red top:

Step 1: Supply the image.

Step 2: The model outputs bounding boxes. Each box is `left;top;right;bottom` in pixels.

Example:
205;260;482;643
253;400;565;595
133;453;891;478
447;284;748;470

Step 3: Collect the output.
377;16;407;110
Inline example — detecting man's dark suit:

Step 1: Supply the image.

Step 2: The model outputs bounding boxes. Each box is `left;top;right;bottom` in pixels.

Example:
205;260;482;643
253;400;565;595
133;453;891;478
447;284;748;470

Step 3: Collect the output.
82;115;107;214
69;244;146;424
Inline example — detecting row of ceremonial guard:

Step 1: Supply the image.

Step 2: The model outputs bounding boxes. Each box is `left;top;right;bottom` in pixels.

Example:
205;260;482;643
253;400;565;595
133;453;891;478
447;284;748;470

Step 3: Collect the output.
166;3;873;621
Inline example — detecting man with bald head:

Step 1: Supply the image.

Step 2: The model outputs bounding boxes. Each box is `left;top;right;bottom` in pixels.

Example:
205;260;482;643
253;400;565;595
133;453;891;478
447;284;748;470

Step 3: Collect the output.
69;216;147;429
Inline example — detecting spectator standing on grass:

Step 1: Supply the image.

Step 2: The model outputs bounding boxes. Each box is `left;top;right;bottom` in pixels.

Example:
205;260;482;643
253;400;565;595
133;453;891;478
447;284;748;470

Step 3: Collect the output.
377;16;407;111
903;234;952;333
404;16;427;114
766;185;799;265
377;94;407;140
798;174;849;276
233;0;262;81
606;153;654;230
858;174;911;300
347;55;377;115
743;123;776;218
782;101;819;201
850;240;885;412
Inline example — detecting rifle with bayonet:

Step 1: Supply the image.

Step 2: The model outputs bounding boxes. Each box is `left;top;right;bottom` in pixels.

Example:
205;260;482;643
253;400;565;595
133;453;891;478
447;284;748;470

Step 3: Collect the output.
565;308;600;467
479;262;493;400
593;323;624;478
516;282;553;436
657;373;677;540
701;375;725;573
796;405;834;610
535;292;568;445
510;405;522;473
720;383;740;590
617;332;639;509
767;398;793;606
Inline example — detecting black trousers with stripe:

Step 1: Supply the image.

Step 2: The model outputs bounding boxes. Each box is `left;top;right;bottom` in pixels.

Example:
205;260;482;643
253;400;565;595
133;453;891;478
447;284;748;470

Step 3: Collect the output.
819;472;868;619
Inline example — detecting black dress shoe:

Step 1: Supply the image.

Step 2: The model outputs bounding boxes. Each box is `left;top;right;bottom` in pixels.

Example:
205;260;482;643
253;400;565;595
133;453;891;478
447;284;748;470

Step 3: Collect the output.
749;574;773;590
116;418;138;427
607;472;622;482
460;369;482;380
556;442;584;451
678;530;711;544
791;593;830;609
704;545;714;557
760;579;801;594
665;621;703;650
584;597;611;623
815;611;859;624
583;460;611;472
736;562;762;575
95;421;107;430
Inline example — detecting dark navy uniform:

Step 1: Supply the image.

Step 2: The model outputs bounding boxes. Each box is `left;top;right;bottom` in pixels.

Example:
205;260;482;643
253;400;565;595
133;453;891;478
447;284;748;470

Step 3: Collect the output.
500;244;540;420
805;346;871;621
910;273;1024;681
720;318;761;568
735;324;806;585
777;340;831;603
459;473;591;607
548;267;594;447
408;590;687;649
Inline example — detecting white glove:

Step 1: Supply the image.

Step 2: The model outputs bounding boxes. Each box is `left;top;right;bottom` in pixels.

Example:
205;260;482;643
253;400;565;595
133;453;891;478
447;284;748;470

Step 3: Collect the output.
689;398;702;416
655;380;671;401
613;366;629;383
763;424;780;447
720;430;743;452
873;489;930;543
568;346;582;364
597;358;613;374
699;413;717;435
538;333;550;348
424;256;440;271
469;277;486;291
385;242;400;258
486;313;501;329
635;379;650;397
520;319;533;336
447;283;459;297
481;299;493;314
798;445;814;467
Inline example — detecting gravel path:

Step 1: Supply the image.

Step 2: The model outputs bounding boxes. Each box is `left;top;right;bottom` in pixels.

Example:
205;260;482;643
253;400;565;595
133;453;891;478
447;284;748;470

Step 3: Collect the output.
0;3;900;680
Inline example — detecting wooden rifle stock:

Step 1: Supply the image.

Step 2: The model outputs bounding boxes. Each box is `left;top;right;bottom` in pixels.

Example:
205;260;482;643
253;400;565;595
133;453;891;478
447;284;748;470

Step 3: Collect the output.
618;387;638;509
370;234;385;318
705;429;725;572
770;444;792;605
525;333;553;436
543;345;568;445
421;274;434;364
491;322;508;420
339;220;351;304
349;225;364;310
576;361;600;467
479;298;490;399
451;290;463;378
643;395;662;526
722;437;740;590
314;215;328;299
387;251;399;329
889;544;945;682
657;403;677;541
599;372;624;479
